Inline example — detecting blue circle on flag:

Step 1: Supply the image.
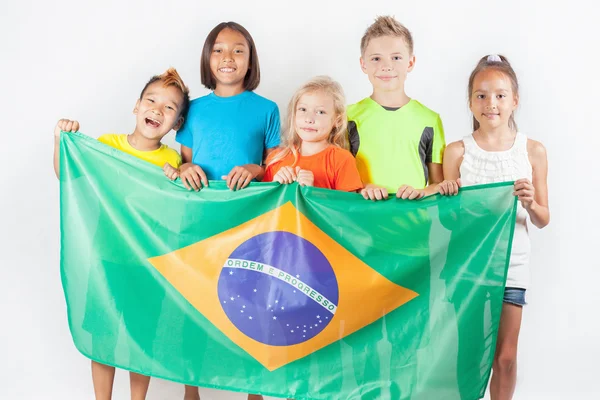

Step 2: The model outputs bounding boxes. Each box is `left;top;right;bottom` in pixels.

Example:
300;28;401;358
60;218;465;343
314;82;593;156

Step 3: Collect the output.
218;231;339;346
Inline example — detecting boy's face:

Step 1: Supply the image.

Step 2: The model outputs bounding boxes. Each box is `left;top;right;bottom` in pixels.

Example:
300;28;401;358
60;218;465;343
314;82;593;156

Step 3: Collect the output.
360;35;415;94
134;81;184;141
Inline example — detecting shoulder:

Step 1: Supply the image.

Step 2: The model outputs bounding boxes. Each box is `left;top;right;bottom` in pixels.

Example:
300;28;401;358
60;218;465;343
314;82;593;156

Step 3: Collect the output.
97;133;123;145
444;140;465;161
526;138;547;165
161;143;181;156
328;146;354;159
159;145;182;166
184;95;211;117
189;94;211;106
265;147;285;163
247;91;279;111
347;97;372;118
188;94;218;109
526;138;546;155
326;146;356;167
409;99;441;120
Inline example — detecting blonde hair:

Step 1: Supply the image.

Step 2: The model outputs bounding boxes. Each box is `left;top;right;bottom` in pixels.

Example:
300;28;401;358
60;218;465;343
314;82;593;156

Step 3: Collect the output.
468;54;519;132
269;76;348;167
360;16;414;55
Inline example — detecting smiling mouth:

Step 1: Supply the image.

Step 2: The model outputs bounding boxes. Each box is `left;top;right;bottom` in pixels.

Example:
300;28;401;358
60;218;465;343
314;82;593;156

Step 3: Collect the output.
145;117;161;128
219;67;236;73
377;76;397;80
482;113;499;118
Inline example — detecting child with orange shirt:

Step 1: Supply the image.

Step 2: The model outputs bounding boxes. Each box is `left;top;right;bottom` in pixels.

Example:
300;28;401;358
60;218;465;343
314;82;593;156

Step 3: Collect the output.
263;76;362;192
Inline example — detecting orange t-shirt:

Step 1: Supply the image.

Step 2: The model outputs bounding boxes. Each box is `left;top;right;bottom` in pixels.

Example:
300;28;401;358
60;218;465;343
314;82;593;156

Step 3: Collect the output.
263;146;363;192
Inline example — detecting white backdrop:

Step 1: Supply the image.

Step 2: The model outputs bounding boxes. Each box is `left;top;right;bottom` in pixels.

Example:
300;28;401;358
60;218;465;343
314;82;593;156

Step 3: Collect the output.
1;0;598;399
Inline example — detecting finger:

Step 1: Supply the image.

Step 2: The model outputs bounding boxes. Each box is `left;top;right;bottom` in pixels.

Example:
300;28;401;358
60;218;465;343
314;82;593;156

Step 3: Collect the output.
181;175;192;190
375;189;384;200
236;172;251;190
235;172;245;191
283;168;295;183
195;167;208;187
275;173;286;184
229;170;244;190
171;172;179;180
239;174;253;189
188;171;201;191
361;189;369;200
287;167;298;181
456;178;462;187
72;121;80;132
396;185;408;198
65;121;73;132
224;168;236;188
438;184;447;195
408;190;420;200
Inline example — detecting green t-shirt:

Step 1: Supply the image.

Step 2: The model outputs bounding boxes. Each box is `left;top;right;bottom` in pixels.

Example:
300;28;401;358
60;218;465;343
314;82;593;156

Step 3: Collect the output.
347;98;445;192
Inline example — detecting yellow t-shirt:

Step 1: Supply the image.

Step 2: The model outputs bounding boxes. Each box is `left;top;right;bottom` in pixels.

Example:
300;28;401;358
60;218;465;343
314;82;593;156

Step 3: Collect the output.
97;134;182;168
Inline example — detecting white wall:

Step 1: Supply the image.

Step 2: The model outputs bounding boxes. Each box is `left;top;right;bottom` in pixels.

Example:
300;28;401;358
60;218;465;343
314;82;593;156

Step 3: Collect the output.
1;0;598;399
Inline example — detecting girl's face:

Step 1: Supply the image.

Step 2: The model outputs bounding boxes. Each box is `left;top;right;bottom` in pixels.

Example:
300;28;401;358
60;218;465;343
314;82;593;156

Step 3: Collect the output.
294;91;338;144
209;28;250;91
470;69;518;131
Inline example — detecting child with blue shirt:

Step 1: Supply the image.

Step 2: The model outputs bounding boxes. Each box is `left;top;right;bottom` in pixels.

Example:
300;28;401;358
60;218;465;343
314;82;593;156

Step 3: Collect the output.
170;21;280;400
172;22;280;193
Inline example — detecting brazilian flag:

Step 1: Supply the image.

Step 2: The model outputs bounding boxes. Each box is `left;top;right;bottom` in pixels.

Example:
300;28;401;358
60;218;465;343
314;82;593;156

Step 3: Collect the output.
59;132;517;400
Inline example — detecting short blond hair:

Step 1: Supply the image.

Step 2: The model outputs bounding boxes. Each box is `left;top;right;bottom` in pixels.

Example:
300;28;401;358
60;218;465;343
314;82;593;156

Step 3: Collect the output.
360;16;414;55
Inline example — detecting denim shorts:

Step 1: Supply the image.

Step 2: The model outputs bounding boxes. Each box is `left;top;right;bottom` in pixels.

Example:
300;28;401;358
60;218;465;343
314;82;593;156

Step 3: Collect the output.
503;287;527;306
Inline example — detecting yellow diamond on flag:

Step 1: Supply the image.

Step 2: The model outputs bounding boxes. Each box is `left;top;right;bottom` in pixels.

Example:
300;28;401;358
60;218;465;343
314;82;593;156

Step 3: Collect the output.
148;202;418;371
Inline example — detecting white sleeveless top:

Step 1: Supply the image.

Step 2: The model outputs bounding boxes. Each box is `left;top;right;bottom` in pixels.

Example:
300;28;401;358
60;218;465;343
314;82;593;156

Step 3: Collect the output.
460;132;532;289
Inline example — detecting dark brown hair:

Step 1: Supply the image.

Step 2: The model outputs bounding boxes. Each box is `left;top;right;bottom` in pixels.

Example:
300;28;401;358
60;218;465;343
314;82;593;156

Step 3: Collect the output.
468;54;519;132
200;22;260;91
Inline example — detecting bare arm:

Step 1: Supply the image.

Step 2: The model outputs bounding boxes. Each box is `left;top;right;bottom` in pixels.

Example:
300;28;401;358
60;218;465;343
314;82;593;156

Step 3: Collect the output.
436;141;465;196
181;145;193;164
422;163;444;195
516;140;549;229
252;147;278;181
53;136;60;179
442;141;464;181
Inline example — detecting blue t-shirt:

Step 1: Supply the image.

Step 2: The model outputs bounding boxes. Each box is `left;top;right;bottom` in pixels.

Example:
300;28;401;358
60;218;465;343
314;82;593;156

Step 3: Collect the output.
176;91;281;180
